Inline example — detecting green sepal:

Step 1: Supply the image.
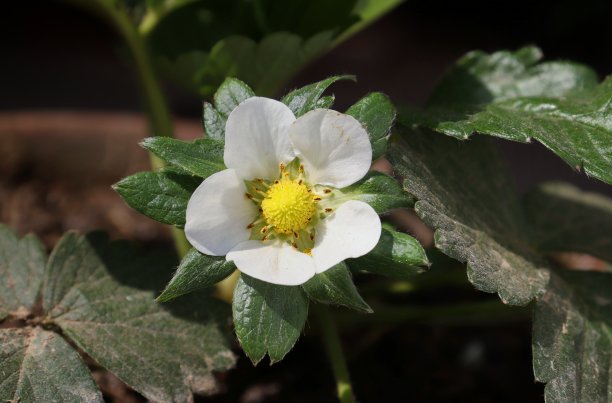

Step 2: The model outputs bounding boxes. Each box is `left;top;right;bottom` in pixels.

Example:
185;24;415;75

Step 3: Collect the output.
157;248;236;302
348;226;429;277
302;262;372;313
141;137;225;178
113;167;200;227
281;75;355;117
232;274;309;364
335;171;414;214
346;92;396;159
202;102;226;140
214;77;255;119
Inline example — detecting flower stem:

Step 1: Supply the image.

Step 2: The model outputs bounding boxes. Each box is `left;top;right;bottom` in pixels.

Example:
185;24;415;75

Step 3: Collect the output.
313;304;357;403
67;0;188;257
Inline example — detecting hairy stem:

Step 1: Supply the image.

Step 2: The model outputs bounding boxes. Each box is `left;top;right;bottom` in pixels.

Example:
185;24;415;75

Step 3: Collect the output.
67;0;189;257
313;304;357;403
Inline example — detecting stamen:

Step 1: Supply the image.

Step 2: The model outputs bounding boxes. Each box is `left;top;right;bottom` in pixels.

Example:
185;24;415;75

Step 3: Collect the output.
323;189;332;194
292;242;298;249
293;232;299;238
279;163;286;172
245;193;253;199
313;196;322;201
299;164;304;173
325;208;333;213
260;226;269;234
246;223;254;229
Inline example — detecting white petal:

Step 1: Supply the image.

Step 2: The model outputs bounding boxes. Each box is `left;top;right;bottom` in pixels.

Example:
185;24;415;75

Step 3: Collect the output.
312;200;381;273
227;240;316;286
289;109;372;188
224;97;296;180
185;169;257;256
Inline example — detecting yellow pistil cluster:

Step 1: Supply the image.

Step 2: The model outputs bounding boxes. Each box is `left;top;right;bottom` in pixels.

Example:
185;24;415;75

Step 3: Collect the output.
261;178;316;234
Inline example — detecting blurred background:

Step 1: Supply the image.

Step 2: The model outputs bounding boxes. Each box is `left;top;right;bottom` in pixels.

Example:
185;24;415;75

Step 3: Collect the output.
1;0;610;401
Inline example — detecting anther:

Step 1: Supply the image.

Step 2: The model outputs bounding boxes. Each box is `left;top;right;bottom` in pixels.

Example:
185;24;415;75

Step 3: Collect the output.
262;235;269;241
274;180;280;184
245;193;253;199
259;208;263;213
293;232;299;238
313;196;322;201
299;164;304;173
279;163;286;171
292;242;298;249
298;179;303;185
309;234;314;241
260;226;269;234
323;189;332;194
325;208;333;213
246;223;254;229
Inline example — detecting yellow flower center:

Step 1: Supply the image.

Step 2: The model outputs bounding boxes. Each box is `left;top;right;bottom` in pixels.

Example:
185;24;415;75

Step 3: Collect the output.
261;178;316;234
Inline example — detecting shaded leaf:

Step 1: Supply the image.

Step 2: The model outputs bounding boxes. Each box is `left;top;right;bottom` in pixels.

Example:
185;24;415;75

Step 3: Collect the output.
533;270;611;402
348;226;429;278
335;171;413;214
233;274;308;364
403;47;612;184
113;167;201;227
282;75;355;117
387;128;550;305
157;248;236;302
525;182;612;263
43;232;236;402
0;328;102;402
346;92;396;159
202;101;226;140
141;137;225;178
0;225;46;320
302;262;372;313
213;77;255;118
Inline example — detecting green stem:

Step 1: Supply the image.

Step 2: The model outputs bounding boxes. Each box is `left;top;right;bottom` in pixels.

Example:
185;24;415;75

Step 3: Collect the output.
313;305;357;403
66;0;188;257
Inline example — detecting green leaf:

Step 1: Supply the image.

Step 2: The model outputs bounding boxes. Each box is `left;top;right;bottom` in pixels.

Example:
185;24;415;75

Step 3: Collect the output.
525;182;612;263
197;32;336;97
213;77;256;118
202;101;226;140
346;92;396;159
403;47;612;185
387;128;550;305
233;274;309;364
427;46;598;109
113;167;201;227
0;225;46;320
0;328;103;402
347;226;429;278
141;137;225;178
43;232;236;402
335;171;414;214
282;75;355;117
533;270;611;402
157;248;236;302
302;262;372;313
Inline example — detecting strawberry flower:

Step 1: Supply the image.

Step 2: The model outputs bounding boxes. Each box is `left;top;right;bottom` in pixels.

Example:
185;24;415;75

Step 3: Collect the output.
185;97;381;285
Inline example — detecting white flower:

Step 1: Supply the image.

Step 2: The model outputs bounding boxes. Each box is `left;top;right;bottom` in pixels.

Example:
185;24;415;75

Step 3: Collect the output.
185;97;382;286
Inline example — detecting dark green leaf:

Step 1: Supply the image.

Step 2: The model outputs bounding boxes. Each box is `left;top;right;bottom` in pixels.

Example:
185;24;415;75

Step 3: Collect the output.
202;102;226;140
533;270;611;402
214;77;256;118
302;262;372;313
157;248;236;302
0;328;103;402
336;171;413;214
404;47;612;185
525;182;612;263
428;46;597;109
197;32;335;97
348;226;429;277
346;92;396;159
233;274;309;364
0;225;46;320
113;167;201;227
387;128;550;305
43;232;236;402
281;75;355;117
141;137;225;178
